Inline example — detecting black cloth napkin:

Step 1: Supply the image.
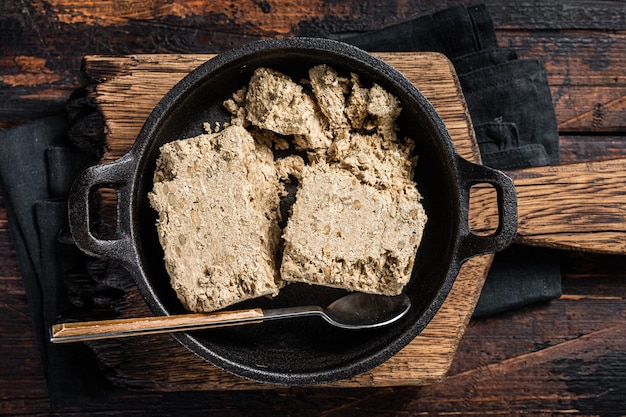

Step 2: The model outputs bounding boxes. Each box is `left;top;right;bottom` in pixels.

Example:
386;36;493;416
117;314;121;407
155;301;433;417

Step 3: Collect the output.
333;3;562;317
0;114;124;407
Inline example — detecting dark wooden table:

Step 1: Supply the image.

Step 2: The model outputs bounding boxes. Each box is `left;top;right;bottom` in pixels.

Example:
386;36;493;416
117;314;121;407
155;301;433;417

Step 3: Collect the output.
2;1;626;415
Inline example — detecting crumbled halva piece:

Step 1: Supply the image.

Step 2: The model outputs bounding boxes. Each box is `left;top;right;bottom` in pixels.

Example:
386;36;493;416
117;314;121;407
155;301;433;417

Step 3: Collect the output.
153;64;427;311
149;125;283;312
308;64;350;130
280;162;426;295
244;67;331;152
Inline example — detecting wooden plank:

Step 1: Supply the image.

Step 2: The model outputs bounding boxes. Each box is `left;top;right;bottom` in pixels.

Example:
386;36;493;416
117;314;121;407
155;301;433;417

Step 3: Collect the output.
3;212;626;413
469;158;626;255
493;2;626;30
83;53;479;162
78;52;489;389
3;1;626;136
426;264;626;412
14;1;626;33
559;135;626;164
497;30;626;133
421;324;626;414
0;222;50;413
453;290;626;373
82;257;494;390
2;1;626;412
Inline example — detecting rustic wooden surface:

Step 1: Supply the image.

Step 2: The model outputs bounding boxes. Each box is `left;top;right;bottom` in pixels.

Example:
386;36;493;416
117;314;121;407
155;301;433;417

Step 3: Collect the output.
76;52;492;390
470;158;626;254
2;1;626;415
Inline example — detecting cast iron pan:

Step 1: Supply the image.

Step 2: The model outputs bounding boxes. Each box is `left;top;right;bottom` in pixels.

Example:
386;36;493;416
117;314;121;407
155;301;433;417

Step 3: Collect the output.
69;38;517;385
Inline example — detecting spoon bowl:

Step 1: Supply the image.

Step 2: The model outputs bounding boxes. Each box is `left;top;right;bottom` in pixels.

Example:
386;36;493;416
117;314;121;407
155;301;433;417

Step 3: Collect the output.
264;292;411;330
50;292;412;343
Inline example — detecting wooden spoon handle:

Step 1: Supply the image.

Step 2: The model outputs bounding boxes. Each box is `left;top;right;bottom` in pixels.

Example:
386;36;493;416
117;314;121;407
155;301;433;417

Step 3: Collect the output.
50;309;264;343
470;158;626;255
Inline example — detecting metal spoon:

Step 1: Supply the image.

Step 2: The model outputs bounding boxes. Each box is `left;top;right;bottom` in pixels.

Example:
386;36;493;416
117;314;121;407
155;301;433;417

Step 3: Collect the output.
50;292;411;344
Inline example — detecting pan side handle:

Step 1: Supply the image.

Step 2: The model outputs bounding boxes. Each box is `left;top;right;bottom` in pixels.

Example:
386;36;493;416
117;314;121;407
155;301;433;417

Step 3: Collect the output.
455;155;518;262
68;153;138;266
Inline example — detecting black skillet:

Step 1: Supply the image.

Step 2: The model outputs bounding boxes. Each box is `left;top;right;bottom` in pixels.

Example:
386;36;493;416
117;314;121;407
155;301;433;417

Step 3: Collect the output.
69;38;517;385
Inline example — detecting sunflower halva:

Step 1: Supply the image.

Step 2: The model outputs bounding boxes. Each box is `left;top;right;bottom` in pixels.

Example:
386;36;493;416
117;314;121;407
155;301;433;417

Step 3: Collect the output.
149;64;427;312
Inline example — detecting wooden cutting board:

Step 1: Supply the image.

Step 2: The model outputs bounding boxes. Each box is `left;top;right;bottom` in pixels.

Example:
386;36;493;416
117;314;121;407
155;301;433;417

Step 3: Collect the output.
77;52;626;390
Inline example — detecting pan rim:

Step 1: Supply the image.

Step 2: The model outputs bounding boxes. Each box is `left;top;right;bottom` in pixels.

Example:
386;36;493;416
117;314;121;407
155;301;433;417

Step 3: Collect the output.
126;37;463;385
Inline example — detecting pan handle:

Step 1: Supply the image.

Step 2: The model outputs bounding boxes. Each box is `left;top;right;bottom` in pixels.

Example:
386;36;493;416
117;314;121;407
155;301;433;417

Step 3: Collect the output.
455;155;518;262
68;154;138;266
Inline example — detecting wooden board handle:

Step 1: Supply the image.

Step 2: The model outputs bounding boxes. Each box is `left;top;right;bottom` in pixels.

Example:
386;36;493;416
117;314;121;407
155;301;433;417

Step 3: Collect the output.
470;158;626;255
50;309;264;343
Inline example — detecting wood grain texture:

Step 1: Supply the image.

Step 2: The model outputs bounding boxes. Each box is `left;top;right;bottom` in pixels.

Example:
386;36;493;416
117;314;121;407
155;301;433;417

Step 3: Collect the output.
0;197;51;413
51;309;266;343
84;53;481;163
512;160;626;253
2;1;626;143
497;30;626;133
470;158;626;254
88;53;626;256
2;1;626;415
77;52;489;389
